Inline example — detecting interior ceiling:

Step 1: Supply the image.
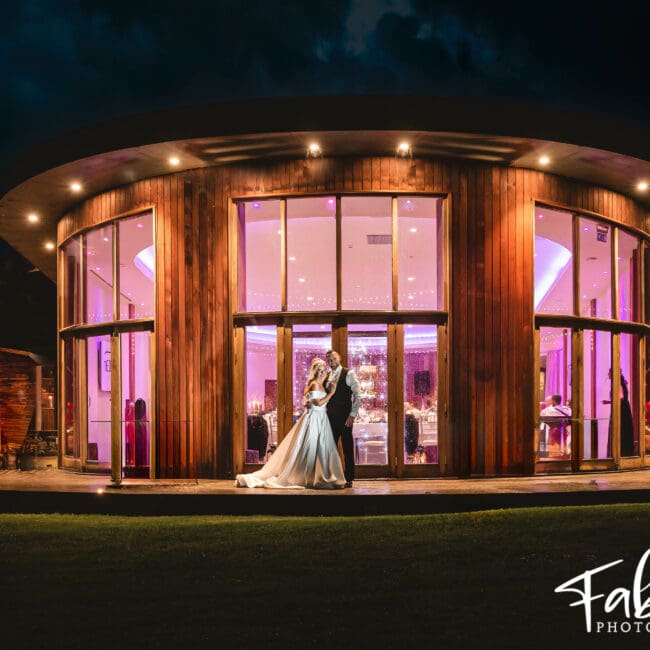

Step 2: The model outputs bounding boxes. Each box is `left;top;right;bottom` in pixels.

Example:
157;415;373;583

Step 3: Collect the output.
1;96;649;282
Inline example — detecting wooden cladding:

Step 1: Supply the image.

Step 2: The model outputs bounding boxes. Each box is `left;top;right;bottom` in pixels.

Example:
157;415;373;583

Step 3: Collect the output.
57;158;650;478
0;349;36;449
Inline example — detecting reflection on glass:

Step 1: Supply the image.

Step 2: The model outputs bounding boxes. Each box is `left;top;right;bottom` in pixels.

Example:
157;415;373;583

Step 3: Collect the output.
63;339;79;458
119;212;154;320
85;225;114;323
617;230;639;322
582;329;612;459
63;236;83;326
87;335;111;464
619;333;639;457
398;197;444;310
534;207;573;315
348;324;388;464
287;198;336;310
342;197;392;309
538;327;572;459
245;326;277;464
403;325;438;464
121;331;152;476
292;325;332;417
579;217;612;319
238;201;281;312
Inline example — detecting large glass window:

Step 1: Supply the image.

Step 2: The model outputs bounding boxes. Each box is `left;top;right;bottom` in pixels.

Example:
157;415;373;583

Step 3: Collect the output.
287;198;336;311
538;327;572;459
579;217;612;319
619;333;639;457
646;336;650;456
85;225;114;324
403;324;438;464
238;200;281;312
341;197;392;310
245;326;277;464
119;212;154;320
292;325;332;419
348;324;388;465
121;331;152;476
582;329;612;459
618;230;640;322
86;335;112;465
63;338;80;458
62;236;83;326
398;197;445;310
534;207;573;315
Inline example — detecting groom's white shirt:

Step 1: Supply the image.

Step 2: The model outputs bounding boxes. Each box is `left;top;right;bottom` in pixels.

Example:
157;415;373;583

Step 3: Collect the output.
328;366;361;418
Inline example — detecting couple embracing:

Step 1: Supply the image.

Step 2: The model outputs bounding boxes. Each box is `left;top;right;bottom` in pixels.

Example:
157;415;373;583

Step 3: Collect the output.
235;350;360;489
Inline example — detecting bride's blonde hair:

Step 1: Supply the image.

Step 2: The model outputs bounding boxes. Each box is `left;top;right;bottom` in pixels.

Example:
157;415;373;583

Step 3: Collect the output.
304;357;327;396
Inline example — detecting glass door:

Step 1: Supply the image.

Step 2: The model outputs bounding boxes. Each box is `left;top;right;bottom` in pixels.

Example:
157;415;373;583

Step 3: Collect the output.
121;331;152;478
347;324;389;471
402;324;439;473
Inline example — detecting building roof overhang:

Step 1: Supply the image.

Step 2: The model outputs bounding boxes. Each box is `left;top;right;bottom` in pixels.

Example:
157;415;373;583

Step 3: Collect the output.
1;95;649;281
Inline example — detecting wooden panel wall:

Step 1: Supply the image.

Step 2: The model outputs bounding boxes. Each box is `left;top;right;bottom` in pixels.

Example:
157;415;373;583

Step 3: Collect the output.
58;158;650;478
0;350;36;448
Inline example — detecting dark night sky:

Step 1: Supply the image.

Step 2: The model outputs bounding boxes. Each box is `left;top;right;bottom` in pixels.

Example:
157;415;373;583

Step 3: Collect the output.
1;0;649;353
2;0;650;166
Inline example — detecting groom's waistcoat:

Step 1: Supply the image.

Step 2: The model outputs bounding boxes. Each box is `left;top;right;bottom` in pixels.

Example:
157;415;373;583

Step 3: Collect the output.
327;368;352;418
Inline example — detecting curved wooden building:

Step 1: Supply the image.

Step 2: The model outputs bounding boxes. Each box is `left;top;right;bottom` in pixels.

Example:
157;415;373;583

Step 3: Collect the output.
1;97;649;481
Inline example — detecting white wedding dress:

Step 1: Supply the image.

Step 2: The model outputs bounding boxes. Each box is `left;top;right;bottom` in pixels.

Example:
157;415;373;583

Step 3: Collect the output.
235;391;346;489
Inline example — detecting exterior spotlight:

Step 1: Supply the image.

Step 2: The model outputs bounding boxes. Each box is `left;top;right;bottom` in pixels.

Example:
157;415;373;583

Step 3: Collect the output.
169;156;180;166
307;143;322;158
637;181;648;191
70;182;82;192
397;142;412;157
538;155;550;166
44;241;55;250
27;213;39;223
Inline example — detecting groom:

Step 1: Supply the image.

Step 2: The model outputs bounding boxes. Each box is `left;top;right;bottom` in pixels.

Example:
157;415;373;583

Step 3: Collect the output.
325;349;361;488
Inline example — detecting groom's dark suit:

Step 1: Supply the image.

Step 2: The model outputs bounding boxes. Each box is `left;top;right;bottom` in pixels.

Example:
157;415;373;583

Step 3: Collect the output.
326;368;355;484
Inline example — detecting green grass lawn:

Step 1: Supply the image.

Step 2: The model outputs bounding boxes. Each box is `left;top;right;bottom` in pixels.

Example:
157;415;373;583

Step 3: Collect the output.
2;505;650;649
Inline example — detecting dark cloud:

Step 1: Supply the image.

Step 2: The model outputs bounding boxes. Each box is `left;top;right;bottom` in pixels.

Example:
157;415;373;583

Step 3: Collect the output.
1;0;649;166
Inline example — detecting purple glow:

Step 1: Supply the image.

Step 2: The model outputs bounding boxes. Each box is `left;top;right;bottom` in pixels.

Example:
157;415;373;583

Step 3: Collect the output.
534;236;572;309
134;245;155;281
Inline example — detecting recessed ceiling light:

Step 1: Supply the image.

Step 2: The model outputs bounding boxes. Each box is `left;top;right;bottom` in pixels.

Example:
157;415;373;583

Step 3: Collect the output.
539;155;550;165
307;143;322;157
70;182;82;192
169;156;180;166
27;213;39;223
638;181;649;191
397;142;411;157
44;241;55;250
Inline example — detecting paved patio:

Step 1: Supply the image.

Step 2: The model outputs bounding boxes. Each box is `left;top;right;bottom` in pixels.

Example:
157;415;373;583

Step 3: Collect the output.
1;467;649;515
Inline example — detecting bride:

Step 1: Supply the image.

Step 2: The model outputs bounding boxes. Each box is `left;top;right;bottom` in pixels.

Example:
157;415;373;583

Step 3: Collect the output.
235;358;346;489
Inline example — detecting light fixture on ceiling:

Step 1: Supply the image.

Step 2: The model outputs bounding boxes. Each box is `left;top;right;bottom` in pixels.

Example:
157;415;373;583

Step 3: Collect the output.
307;143;322;158
637;181;648;191
169;156;180;166
27;213;39;223
44;241;55;250
70;182;82;192
538;155;550;166
397;142;412;158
